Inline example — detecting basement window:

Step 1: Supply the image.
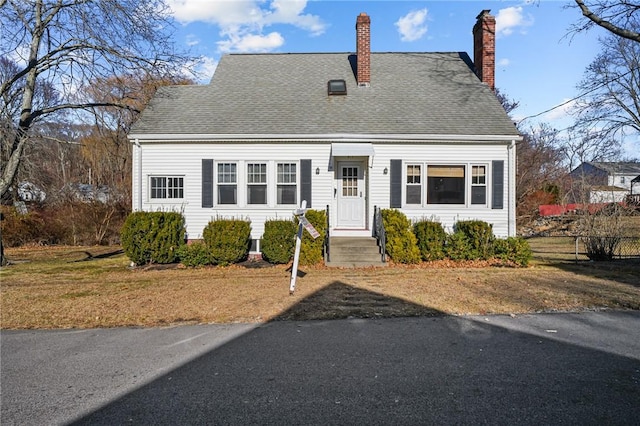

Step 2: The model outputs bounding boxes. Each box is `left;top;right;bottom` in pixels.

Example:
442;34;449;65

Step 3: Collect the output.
328;79;347;95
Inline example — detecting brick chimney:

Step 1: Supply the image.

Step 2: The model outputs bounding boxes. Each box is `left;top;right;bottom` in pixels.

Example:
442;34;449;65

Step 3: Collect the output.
356;12;371;87
473;10;496;91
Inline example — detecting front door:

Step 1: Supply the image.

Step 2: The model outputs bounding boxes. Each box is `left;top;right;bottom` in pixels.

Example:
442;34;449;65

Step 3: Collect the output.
337;161;366;228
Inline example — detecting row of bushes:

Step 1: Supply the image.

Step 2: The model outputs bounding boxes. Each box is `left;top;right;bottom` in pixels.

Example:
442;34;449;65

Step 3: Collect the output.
120;209;530;268
381;209;532;266
121;210;327;267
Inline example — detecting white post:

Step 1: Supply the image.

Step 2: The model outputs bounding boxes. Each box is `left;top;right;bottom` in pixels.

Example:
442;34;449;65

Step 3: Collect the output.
289;220;304;294
289;200;307;294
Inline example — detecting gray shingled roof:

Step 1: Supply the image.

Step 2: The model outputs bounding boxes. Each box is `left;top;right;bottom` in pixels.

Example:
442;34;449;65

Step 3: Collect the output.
130;52;519;137
589;162;640;176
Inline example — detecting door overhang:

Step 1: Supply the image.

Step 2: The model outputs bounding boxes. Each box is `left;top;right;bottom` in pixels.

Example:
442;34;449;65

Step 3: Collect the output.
331;143;374;157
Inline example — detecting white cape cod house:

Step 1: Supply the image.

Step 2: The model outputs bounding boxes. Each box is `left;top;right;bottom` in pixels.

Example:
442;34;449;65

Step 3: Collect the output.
128;10;521;257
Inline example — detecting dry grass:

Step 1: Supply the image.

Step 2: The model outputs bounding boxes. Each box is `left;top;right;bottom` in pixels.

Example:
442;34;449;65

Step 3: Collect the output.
1;241;639;329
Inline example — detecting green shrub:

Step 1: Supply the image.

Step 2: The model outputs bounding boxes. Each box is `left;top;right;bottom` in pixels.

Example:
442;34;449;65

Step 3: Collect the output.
202;218;252;266
261;219;296;264
298;209;327;265
381;209;420;264
454;220;495;260
444;232;474;261
413;220;446;261
120;211;185;265
493;237;533;267
177;241;212;267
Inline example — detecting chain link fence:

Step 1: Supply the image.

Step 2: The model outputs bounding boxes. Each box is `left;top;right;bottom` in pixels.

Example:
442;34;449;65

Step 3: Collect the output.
575;236;640;260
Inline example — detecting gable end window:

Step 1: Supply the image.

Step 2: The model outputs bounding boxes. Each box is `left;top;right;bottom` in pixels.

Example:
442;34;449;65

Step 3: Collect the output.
150;176;184;199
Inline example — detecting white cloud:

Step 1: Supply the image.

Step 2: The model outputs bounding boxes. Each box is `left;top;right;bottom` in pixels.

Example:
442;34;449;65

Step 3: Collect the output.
167;0;325;53
495;6;533;37
185;34;200;47
217;31;285;53
196;56;218;81
395;9;428;42
498;58;510;67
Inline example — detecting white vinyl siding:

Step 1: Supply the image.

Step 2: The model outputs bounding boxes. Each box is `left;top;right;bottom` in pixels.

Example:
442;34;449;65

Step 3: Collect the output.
132;140;515;240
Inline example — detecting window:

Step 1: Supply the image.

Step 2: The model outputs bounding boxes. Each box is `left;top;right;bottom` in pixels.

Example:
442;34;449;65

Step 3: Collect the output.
217;163;237;204
247;163;267;204
471;165;487;205
427;165;465;204
150;176;183;199
406;164;421;204
277;163;297;205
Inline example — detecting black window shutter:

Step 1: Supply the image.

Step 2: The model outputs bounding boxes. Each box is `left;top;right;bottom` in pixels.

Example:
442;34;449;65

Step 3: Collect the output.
202;159;213;208
492;160;504;209
390;159;402;208
300;159;312;208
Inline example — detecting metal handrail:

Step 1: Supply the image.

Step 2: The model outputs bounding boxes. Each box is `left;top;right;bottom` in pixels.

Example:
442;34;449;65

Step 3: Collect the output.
373;206;386;262
325;204;330;263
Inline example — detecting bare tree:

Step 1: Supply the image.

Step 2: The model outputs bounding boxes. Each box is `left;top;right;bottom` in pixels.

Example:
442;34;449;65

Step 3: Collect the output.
515;123;565;222
572;0;640;43
568;32;640;160
0;0;190;200
0;0;191;264
78;74;194;201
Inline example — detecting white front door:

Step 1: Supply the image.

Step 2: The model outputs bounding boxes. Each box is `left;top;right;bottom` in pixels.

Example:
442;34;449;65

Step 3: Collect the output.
337;161;366;228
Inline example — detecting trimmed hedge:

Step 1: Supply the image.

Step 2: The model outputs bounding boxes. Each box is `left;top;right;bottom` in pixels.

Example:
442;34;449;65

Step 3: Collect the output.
203;218;252;266
261;219;296;264
381;209;420;264
454;220;495;260
493;237;533;267
413;220;446;261
120;211;185;265
298;209;327;265
177;241;212;267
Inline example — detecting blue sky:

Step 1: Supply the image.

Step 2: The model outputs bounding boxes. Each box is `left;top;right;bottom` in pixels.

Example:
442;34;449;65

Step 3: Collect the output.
166;1;637;156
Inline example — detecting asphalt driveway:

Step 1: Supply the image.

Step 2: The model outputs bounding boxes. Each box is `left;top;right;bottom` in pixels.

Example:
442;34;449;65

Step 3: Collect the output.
2;311;640;425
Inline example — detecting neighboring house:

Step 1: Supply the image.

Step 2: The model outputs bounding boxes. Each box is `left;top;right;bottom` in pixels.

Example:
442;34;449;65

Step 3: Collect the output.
62;183;111;203
129;10;520;257
17;182;46;203
570;161;640;203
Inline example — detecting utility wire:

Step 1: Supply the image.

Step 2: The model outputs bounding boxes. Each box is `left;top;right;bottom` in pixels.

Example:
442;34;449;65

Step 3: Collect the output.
516;65;640;125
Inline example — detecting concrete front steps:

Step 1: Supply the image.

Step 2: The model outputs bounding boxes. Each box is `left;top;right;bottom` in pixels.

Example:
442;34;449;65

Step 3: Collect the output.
325;237;386;268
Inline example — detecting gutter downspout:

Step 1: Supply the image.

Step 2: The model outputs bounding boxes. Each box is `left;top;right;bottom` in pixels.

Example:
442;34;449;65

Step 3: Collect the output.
508;139;516;236
134;138;142;211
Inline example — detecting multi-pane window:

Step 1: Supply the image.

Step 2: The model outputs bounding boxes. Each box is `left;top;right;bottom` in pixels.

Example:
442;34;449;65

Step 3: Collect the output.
471;165;487;205
406;164;421;204
277;163;297;205
247;163;267;204
427;165;465;204
342;166;358;196
150;176;184;199
217;163;237;204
